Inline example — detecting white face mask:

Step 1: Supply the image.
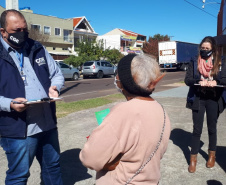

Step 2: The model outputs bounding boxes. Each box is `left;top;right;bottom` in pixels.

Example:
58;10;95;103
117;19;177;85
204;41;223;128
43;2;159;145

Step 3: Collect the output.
114;77;123;94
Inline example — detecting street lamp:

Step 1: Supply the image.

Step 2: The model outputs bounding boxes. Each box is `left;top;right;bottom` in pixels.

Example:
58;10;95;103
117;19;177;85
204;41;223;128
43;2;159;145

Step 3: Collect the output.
202;0;220;9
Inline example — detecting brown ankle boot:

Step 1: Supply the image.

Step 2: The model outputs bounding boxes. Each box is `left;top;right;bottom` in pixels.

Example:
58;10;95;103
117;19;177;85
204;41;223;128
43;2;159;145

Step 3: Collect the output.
206;150;216;168
188;154;197;173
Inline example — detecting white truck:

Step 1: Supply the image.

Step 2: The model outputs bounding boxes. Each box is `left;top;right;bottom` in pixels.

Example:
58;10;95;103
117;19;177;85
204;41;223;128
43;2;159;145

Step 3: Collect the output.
158;41;199;71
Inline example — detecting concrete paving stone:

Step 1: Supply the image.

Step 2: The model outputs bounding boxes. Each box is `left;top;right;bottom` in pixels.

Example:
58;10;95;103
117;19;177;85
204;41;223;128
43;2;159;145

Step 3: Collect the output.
1;86;226;185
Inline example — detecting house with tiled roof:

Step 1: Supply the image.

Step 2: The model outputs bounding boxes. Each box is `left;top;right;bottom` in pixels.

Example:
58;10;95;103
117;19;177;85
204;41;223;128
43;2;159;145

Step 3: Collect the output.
73;16;98;47
97;28;146;55
0;4;99;60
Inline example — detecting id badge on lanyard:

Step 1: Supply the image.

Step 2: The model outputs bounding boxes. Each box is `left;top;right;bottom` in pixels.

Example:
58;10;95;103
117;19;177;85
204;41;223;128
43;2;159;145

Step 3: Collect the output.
19;53;28;86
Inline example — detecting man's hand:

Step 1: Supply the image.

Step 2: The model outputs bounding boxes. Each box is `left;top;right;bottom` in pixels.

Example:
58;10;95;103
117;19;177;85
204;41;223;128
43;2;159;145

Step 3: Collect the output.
10;98;28;112
49;86;59;98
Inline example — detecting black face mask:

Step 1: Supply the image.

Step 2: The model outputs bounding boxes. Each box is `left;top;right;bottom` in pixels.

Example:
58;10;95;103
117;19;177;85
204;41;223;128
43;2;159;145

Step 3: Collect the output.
200;49;213;59
6;31;29;48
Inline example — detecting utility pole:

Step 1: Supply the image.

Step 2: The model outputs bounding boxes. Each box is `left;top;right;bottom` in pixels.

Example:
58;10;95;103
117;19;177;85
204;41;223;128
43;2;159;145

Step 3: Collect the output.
169;36;174;41
6;0;19;10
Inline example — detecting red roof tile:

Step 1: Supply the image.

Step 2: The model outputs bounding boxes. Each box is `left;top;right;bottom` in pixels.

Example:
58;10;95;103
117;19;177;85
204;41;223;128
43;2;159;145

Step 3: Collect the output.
118;29;145;37
73;17;83;27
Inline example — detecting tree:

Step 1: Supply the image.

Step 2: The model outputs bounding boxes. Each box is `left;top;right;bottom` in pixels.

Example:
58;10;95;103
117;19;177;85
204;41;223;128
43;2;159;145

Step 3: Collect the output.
63;39;124;67
142;34;170;59
103;48;124;64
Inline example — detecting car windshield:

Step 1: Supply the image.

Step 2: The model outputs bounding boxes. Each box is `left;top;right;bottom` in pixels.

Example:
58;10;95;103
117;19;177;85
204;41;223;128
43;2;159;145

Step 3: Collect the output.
84;62;94;66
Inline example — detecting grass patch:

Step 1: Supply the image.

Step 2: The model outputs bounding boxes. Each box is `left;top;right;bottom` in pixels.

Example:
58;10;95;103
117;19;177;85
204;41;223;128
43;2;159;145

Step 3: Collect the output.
56;93;124;118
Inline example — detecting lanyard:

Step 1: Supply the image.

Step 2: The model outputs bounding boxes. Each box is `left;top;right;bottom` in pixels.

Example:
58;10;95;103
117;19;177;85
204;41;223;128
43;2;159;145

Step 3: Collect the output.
20;53;24;75
16;51;24;75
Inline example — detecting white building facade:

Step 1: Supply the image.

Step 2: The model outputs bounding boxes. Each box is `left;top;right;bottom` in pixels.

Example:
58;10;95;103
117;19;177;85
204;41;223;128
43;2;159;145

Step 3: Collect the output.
97;28;146;55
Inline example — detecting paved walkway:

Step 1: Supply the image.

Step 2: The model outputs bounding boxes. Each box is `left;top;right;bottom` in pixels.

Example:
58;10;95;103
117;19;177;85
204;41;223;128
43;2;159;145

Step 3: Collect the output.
1;85;226;185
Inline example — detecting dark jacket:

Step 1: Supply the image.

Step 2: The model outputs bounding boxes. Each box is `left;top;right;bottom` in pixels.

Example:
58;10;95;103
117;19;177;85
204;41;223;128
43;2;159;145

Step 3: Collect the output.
185;57;226;112
0;38;56;138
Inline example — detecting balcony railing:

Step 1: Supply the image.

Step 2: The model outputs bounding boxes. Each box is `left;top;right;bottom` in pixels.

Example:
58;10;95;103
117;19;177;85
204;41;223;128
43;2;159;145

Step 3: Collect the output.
63;36;73;43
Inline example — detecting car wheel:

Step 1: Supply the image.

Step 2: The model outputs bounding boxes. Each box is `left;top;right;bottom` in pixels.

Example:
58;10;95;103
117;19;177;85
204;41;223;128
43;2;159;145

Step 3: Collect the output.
72;73;79;81
83;75;87;79
96;71;103;78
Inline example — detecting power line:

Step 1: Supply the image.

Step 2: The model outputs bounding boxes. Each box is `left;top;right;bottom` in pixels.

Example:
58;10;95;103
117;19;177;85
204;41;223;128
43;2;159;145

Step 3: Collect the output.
184;0;217;18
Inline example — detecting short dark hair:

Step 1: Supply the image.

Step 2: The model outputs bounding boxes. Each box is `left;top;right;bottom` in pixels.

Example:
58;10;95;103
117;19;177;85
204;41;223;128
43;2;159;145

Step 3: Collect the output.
0;9;26;29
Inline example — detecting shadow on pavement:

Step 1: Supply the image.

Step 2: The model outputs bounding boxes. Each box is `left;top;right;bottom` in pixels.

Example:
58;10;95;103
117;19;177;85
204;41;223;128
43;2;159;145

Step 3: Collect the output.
207;180;223;185
60;83;81;95
60;148;92;185
170;128;191;164
170;128;205;164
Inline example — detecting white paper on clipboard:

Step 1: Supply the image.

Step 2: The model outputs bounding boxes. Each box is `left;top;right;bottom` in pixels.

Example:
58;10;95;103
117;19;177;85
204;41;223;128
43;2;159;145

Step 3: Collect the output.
194;84;226;87
24;97;63;105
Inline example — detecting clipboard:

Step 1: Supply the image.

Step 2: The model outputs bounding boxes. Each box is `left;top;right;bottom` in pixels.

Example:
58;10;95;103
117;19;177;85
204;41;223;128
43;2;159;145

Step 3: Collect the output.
12;97;63;104
194;84;226;87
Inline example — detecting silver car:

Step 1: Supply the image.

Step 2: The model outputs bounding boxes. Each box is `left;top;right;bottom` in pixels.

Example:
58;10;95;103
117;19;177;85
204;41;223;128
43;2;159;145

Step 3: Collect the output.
55;60;80;81
82;60;115;79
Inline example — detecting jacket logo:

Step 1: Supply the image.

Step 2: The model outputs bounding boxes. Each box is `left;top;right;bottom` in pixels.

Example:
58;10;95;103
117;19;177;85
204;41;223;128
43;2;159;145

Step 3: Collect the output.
35;57;46;66
10;36;19;43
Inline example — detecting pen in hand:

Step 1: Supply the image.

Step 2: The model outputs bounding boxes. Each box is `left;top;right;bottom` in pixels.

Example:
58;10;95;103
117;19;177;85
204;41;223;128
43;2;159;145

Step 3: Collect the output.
10;98;28;112
12;100;26;104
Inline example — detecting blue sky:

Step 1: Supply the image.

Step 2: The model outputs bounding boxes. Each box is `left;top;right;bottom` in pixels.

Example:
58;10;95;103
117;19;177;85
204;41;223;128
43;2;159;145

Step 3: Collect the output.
0;0;221;44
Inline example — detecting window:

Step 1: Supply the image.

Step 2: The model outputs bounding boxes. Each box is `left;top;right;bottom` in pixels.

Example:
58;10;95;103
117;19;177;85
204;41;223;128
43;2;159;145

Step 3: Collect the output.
137;36;145;41
84;62;94;66
63;29;72;42
60;63;70;69
31;24;41;32
106;62;112;67
55;28;61;36
101;62;108;67
44;26;50;35
53;47;55;50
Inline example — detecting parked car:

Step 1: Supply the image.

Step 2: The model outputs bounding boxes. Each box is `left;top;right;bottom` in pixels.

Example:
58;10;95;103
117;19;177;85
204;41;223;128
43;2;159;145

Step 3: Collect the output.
55;60;80;81
82;60;115;79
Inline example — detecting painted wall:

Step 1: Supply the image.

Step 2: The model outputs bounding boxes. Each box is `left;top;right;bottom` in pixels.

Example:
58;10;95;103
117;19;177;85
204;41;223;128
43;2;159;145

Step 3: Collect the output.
97;35;121;50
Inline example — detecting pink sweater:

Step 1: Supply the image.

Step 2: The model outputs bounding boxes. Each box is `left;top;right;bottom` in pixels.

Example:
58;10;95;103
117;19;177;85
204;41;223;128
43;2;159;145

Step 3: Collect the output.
80;99;171;185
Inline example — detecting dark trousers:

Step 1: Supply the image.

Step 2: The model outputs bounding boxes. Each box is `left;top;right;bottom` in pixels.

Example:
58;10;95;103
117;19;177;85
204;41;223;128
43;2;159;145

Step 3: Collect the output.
190;99;219;154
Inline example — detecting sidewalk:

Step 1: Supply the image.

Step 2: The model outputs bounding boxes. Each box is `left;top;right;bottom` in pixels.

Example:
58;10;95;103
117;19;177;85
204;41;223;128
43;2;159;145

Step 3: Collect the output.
1;86;226;185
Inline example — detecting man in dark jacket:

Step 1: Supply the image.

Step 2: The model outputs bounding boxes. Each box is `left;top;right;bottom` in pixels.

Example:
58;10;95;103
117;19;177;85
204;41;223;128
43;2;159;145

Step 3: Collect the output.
0;9;64;184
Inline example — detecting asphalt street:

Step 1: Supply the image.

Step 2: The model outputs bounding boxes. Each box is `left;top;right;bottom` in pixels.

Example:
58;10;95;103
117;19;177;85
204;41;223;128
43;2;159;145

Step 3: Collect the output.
1;84;226;185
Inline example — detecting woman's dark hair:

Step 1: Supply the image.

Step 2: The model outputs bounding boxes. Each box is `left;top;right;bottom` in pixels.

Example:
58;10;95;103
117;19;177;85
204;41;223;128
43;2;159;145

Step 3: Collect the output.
0;9;25;29
199;36;221;76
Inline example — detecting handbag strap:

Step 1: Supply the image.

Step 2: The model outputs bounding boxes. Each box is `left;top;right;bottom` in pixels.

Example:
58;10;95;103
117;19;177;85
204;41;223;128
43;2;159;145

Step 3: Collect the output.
124;103;166;185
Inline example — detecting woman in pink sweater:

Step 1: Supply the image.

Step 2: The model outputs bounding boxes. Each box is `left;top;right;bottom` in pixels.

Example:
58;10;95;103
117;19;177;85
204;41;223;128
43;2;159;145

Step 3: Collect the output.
80;54;171;185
